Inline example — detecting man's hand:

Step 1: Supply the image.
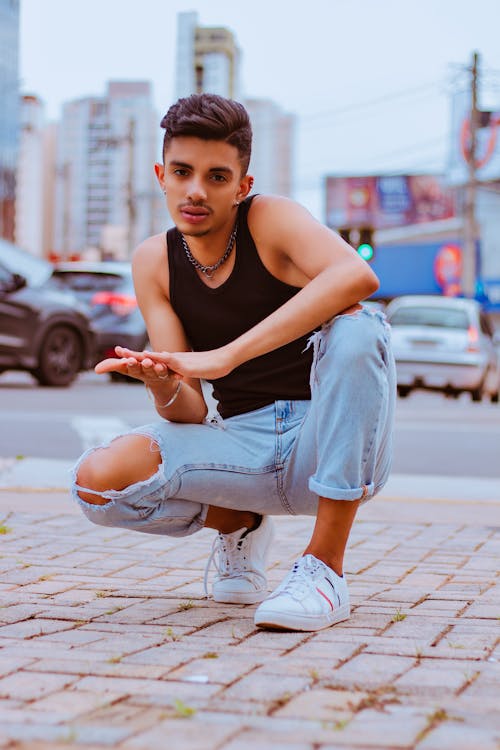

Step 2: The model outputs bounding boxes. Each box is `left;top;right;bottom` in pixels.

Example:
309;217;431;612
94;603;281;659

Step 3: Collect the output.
94;346;173;384
102;345;236;381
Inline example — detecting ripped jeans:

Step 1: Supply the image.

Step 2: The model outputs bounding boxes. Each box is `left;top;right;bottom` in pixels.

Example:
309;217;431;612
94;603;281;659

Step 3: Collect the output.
72;308;396;537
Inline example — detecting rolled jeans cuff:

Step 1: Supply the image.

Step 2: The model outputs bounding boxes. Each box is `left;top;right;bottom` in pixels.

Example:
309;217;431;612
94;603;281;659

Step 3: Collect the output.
308;477;374;501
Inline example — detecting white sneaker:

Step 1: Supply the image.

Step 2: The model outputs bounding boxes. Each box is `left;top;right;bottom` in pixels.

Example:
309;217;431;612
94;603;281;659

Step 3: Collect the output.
204;516;275;604
254;554;350;631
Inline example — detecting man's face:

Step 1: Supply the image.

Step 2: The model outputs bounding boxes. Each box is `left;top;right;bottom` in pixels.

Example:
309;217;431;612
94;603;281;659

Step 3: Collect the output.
155;136;251;237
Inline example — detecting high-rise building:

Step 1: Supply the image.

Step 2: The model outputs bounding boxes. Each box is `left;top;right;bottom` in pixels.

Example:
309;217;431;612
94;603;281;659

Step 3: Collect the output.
15;95;46;257
174;12;293;198
0;0;20;241
245;99;294;197
175;11;242;100
54;81;159;259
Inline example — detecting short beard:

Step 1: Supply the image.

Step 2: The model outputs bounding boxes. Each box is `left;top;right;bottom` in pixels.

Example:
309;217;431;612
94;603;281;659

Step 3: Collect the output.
180;227;211;238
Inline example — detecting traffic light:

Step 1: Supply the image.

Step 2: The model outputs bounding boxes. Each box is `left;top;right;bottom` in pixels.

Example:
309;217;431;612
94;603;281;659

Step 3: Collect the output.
357;227;375;262
338;227;375;262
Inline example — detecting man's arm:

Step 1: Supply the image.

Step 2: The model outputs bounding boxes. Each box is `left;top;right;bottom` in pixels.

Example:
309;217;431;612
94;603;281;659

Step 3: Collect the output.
95;235;208;423
132;196;379;381
223;194;378;364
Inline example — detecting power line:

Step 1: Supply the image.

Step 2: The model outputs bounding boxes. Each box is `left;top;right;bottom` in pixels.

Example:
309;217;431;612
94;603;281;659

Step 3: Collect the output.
364;134;449;162
297;81;443;124
295;134;449;182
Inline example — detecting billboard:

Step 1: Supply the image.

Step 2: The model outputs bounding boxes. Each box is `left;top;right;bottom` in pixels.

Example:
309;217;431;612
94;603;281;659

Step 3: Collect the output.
326;174;456;229
325;174;456;230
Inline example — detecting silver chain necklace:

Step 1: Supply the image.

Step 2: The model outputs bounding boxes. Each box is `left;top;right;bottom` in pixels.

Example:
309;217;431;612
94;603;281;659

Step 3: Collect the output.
181;222;238;280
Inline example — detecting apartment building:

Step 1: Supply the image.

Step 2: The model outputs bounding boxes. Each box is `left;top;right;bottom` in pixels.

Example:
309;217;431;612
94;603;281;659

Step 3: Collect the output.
54;81;159;260
174;12;293;197
0;0;20;241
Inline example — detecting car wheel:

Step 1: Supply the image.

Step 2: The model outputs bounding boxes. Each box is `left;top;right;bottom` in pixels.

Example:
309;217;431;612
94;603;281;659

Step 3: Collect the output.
34;325;82;387
397;385;411;398
470;387;483;402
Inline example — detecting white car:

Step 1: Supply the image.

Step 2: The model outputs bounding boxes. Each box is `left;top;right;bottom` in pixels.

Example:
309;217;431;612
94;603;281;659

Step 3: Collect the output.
386;295;500;402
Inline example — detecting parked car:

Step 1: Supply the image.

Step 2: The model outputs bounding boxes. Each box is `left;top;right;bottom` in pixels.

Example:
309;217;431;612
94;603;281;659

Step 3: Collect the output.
386;295;500;402
0;240;95;386
48;261;149;382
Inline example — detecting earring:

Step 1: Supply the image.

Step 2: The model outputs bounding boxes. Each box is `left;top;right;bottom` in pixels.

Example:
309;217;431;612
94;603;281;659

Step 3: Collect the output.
233;200;240;206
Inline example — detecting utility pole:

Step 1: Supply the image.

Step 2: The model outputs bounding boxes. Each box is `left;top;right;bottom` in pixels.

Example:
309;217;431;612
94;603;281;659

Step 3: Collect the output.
462;51;479;298
126;118;136;258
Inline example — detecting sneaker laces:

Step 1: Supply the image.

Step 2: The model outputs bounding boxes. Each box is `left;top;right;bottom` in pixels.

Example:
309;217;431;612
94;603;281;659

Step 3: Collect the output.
279;555;332;603
203;528;265;597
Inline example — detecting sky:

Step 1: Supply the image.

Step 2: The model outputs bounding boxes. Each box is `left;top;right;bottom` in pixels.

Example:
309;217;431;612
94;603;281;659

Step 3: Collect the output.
19;0;500;218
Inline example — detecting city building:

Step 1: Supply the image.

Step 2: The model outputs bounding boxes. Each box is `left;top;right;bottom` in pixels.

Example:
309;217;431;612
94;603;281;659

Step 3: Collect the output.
245;99;294;197
175;11;242;100
41;122;57;259
15;95;46;257
53;81;160;260
174;12;293;197
0;0;20;241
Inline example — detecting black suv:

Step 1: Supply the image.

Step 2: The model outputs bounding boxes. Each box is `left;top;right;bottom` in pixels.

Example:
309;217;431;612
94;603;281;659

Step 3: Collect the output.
0;240;95;386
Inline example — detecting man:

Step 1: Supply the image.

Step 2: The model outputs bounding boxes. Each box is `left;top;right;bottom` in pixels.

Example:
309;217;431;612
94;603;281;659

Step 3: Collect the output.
73;93;395;632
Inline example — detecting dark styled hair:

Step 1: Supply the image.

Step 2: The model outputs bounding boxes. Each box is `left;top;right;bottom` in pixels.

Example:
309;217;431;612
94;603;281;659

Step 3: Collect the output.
160;93;252;174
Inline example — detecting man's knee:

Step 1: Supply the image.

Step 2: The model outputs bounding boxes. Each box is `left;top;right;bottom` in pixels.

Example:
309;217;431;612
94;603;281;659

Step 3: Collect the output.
75;434;162;506
324;313;379;366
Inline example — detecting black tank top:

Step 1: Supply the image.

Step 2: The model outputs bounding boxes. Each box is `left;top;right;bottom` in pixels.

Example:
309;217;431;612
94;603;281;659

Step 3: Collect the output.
167;195;313;418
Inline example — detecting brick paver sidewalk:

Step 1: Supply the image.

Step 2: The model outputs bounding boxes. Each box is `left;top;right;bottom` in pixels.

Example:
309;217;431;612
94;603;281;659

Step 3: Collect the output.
0;501;499;749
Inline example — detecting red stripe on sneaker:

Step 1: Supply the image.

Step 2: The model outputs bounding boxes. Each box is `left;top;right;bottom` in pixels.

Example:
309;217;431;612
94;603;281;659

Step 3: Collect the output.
316;587;333;610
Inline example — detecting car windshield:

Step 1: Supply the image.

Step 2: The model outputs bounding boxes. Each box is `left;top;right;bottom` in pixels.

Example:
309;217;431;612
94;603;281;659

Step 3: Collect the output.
51;271;130;293
389;306;469;329
0;239;52;286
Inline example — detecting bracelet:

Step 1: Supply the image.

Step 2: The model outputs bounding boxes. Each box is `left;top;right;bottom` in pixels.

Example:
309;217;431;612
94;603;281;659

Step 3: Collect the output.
147;380;182;409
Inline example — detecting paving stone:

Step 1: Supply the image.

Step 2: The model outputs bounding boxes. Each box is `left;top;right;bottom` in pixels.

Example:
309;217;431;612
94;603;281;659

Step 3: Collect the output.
26;657;169;680
117;644;206;670
120;715;235;749
0;723;70;743
0;657;36;677
0;619;77;639
0;744;110;749
0;671;77;701
168;651;264;685
221;671;311;704
0;604;49;625
274;687;368;719
175;616;255;640
221;734;313;750
74;674;220;703
327;653;415;689
0;510;498;748
394;658;478;694
382;616;451;642
329;704;429;748
417;723;500;749
462;601;500;618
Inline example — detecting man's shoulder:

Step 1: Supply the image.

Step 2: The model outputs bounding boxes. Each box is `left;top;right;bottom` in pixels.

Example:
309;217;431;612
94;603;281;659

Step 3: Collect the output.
249;193;295;212
248;194;317;247
249;194;311;224
133;232;167;262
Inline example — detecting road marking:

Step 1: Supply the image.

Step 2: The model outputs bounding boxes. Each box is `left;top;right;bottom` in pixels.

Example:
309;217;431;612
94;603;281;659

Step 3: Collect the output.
71;417;130;452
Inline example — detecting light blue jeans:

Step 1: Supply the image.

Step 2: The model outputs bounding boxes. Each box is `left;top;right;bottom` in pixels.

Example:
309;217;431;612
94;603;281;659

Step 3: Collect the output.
72;308;396;537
